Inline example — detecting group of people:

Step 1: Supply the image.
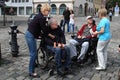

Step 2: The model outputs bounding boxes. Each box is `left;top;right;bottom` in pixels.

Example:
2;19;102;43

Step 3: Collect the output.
62;7;75;33
25;4;112;77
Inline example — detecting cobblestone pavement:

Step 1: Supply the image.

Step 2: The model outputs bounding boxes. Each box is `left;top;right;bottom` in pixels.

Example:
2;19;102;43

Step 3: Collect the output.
0;15;120;80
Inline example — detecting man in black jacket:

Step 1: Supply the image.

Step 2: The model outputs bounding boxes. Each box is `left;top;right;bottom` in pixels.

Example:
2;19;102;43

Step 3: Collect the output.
63;7;70;33
44;18;71;75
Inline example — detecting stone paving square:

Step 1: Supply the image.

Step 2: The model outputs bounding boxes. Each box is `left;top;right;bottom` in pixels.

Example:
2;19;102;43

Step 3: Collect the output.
0;15;120;80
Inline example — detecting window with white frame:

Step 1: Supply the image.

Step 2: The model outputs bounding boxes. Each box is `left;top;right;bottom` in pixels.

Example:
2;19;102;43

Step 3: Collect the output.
12;0;14;3
26;0;29;2
59;4;66;15
26;7;32;15
79;4;83;14
22;0;25;2
19;0;21;2
51;4;57;14
19;7;24;15
15;0;17;3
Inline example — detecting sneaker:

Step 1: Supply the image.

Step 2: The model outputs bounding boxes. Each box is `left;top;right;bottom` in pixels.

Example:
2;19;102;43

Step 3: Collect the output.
95;66;106;71
29;73;40;78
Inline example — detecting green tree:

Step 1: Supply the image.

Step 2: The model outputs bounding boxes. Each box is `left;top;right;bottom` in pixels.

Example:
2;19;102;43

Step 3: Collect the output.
107;0;120;8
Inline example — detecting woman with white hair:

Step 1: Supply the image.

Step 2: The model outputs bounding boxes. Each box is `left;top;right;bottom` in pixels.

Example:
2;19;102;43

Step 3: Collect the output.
93;8;112;70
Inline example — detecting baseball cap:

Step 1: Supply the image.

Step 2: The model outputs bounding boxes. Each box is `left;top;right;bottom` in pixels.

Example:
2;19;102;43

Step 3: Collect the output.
86;16;93;20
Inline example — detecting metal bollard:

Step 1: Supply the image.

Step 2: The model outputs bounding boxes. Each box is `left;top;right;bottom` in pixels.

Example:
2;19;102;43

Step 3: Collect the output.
8;24;19;57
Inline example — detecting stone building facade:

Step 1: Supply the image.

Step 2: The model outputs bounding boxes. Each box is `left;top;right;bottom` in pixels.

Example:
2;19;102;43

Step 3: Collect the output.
0;0;33;16
73;0;94;17
33;0;75;15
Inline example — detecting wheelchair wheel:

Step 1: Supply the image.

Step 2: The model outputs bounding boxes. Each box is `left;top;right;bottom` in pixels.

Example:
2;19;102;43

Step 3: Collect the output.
35;47;41;65
36;47;45;64
42;48;50;63
37;46;49;64
48;69;54;76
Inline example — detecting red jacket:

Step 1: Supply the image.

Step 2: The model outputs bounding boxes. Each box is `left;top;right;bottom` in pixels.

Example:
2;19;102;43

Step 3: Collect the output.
77;24;97;38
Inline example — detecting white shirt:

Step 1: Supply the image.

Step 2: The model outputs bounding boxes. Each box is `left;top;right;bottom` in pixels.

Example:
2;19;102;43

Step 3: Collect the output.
69;14;74;24
109;12;112;16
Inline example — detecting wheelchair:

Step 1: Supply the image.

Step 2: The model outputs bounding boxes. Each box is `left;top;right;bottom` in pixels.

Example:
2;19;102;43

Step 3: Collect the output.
36;37;55;76
36;36;68;76
71;35;98;64
83;37;98;63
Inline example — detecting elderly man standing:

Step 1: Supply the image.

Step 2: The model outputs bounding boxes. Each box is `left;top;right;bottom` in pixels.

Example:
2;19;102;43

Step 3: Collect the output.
44;18;71;76
69;16;97;64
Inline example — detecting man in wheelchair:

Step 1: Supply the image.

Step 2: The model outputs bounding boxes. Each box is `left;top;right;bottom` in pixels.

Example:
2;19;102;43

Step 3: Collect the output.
69;16;97;64
44;18;71;75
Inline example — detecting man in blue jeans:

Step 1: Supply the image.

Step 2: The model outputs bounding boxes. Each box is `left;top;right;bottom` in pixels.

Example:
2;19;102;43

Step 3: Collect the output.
62;7;70;33
44;18;71;75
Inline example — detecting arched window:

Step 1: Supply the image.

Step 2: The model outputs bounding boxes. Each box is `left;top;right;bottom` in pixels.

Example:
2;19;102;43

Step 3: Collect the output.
91;8;93;13
84;3;88;16
37;4;41;13
51;4;57;14
89;7;90;13
79;4;83;14
59;4;66;15
95;8;97;13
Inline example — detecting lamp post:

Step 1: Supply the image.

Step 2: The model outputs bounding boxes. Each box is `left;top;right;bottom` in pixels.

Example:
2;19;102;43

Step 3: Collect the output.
0;0;6;26
3;2;6;26
2;0;9;26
